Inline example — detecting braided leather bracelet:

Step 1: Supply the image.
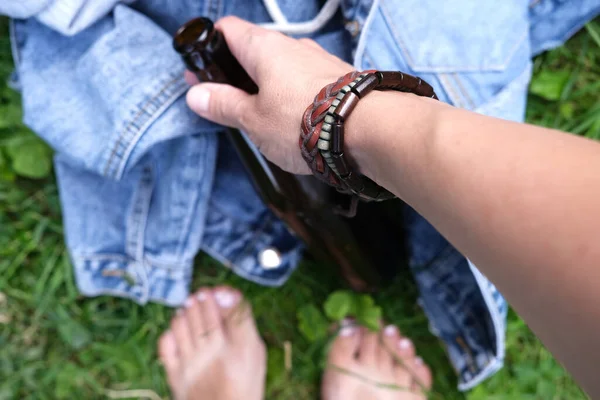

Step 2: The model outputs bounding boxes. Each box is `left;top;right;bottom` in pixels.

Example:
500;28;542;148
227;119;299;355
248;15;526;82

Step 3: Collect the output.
300;70;438;206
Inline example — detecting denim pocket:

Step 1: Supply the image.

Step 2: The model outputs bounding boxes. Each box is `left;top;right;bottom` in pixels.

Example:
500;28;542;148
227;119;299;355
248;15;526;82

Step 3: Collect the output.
355;0;532;111
377;0;529;73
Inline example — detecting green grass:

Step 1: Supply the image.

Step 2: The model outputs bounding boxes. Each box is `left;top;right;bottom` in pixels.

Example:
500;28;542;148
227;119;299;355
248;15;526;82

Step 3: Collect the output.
1;16;599;400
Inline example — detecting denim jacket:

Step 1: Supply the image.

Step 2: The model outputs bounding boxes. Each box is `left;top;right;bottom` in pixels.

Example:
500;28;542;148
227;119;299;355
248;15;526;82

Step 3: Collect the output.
5;0;598;390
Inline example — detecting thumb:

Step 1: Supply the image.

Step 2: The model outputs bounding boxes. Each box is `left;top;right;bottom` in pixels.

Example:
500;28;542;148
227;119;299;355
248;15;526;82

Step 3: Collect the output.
186;82;252;130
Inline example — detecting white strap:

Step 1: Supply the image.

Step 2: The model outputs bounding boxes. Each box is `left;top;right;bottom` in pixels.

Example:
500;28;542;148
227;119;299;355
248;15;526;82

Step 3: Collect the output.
260;0;342;35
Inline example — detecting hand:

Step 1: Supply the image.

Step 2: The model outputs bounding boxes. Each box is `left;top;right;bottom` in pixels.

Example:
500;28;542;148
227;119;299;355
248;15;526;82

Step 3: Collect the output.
185;16;353;175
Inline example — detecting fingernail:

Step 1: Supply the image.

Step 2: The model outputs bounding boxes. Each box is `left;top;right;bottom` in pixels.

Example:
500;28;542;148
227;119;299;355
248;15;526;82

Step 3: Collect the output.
189;86;210;113
339;326;356;337
399;338;412;350
196;291;208;302
214;290;237;308
384;325;397;336
415;356;424;366
184;298;194;308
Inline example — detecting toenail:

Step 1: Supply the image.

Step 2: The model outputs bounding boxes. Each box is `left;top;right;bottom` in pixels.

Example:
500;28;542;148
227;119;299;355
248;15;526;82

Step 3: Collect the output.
214;290;237;308
415;356;424;366
399;338;412;350
384;325;397;336
341;318;355;327
196;291;208;302
184;298;194;308
339;326;356;337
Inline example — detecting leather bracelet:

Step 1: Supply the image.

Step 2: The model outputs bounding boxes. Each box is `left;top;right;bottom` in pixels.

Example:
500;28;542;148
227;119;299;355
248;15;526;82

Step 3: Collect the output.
300;70;438;203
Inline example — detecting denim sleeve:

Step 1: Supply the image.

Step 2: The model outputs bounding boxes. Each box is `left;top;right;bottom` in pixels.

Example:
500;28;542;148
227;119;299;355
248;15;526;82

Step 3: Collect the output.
2;0;128;36
13;5;221;179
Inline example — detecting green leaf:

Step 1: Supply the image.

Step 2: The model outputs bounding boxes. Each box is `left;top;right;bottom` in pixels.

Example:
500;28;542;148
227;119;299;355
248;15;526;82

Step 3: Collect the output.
297;304;328;342
353;295;382;331
323;290;353;321
0;102;23;130
4;132;52;179
0;151;15;182
529;70;570;101
559;102;575;120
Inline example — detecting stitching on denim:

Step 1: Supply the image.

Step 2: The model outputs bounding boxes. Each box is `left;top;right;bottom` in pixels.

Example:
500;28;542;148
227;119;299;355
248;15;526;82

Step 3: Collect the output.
458;262;506;391
174;135;214;258
475;63;532;117
352;0;379;69
364;52;377;70
123;166;154;301
438;74;465;108
379;0;416;68
451;73;476;110
380;0;529;72
125;166;153;260
73;255;193;300
143;255;189;270
8;20;21;69
431;248;497;355
232;213;273;266
72;253;131;262
414;245;496;378
115;76;188;179
103;74;185;178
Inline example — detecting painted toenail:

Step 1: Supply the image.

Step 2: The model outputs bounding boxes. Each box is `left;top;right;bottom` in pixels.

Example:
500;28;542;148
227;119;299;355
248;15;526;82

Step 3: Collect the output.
196;291;208;302
415;356;424;366
339;326;356;337
399;338;412;350
214;290;237;308
184;298;194;308
384;325;397;336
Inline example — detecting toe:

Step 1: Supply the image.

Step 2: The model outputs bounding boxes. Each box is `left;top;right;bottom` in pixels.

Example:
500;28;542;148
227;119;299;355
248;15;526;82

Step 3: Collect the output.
197;289;226;344
158;331;181;388
183;292;207;347
411;357;433;394
357;326;379;366
379;325;399;372
213;286;258;344
171;309;194;362
327;320;361;365
395;335;416;366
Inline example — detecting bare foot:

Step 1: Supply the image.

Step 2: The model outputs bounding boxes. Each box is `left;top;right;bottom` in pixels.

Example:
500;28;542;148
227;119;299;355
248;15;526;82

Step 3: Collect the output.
322;322;433;400
158;286;266;400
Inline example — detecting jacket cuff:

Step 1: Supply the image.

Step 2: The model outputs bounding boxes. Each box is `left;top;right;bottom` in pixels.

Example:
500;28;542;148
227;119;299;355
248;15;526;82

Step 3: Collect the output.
36;0;129;36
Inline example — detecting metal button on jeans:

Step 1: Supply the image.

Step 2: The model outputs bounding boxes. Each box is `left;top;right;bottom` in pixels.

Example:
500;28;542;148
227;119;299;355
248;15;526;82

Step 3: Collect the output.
258;247;282;269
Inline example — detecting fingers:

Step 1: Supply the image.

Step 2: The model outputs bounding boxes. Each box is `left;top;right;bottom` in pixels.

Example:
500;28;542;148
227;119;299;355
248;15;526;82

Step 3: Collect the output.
184;70;199;85
215;16;283;82
187;82;253;130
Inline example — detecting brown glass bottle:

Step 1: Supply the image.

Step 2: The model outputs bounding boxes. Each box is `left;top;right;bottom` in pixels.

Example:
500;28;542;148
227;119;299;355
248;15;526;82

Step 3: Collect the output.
173;17;258;94
172;17;405;291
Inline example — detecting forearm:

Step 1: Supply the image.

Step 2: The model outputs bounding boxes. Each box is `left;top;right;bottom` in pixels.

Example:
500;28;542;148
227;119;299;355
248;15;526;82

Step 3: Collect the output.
350;91;600;396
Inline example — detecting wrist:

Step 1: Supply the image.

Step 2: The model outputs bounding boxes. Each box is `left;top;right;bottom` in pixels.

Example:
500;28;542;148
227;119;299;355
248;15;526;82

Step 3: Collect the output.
345;90;441;186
